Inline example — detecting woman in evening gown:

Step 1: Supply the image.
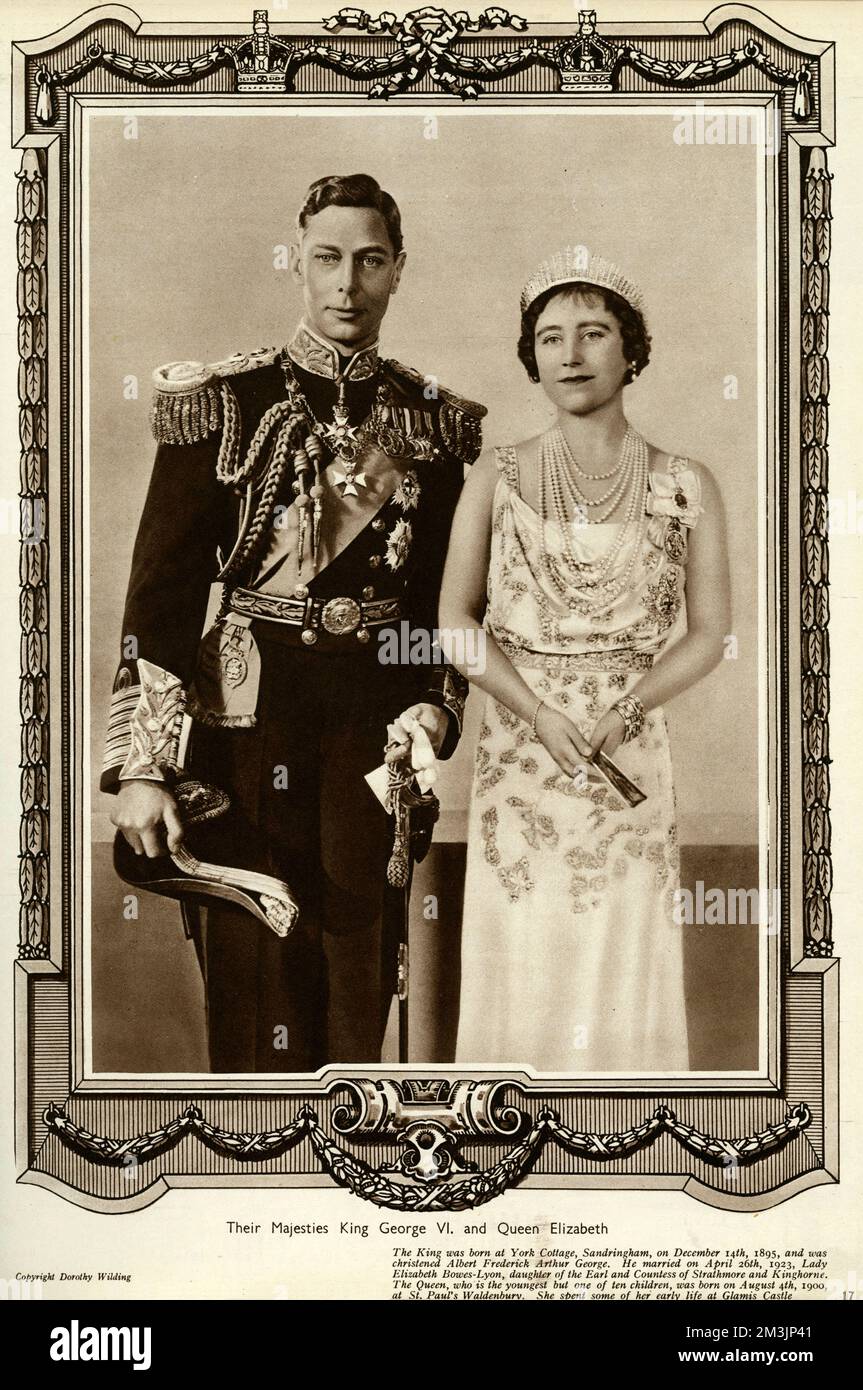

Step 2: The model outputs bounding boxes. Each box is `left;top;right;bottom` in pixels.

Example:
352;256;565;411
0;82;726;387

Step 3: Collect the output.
439;248;730;1071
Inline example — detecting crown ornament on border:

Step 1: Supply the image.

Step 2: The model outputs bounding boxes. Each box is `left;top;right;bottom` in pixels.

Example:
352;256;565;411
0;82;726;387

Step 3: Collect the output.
30;6;816;118
557;8;615;91
233;8;293;90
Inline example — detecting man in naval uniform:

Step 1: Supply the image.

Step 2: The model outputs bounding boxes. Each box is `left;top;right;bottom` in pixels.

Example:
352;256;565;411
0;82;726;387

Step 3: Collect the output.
103;173;485;1071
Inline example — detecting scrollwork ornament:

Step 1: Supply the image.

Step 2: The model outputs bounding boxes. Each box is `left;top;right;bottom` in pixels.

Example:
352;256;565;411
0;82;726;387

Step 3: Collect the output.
30;8;817;116
381;1121;479;1182
43;1097;812;1209
563;27;814;114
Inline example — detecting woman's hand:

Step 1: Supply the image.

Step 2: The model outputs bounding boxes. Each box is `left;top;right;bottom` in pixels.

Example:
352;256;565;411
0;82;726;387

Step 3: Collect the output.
111;780;185;857
534;703;595;778
588;707;627;759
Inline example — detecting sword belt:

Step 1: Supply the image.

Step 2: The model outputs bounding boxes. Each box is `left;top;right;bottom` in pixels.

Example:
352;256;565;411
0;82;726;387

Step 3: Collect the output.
230;586;403;646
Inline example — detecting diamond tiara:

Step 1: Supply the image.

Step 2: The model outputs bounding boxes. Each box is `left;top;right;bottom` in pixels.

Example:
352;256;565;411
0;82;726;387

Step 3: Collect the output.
520;246;646;321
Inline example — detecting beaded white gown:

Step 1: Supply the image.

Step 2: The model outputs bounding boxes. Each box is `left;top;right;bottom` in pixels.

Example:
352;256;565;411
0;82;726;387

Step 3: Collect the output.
454;442;703;1072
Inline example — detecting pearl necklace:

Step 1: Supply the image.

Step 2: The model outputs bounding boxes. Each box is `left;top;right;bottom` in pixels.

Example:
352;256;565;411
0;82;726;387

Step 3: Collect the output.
550;425;635;521
538;425;649;616
564;437;624;481
555;446;631;522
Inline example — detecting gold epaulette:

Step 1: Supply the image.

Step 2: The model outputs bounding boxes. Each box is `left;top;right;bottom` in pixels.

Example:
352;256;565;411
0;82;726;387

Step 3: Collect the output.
383;360;487;466
150;347;278;445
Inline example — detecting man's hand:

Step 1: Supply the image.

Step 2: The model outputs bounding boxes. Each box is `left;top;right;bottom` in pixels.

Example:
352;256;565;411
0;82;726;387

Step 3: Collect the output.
385;702;450;762
110;780;185;858
384;703;449;793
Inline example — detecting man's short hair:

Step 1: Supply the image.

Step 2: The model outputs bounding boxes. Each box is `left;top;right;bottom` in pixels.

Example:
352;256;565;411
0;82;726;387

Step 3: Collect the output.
297;174;404;255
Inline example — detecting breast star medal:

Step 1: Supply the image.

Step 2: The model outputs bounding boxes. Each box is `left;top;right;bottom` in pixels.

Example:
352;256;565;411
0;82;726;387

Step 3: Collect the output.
385;517;413;571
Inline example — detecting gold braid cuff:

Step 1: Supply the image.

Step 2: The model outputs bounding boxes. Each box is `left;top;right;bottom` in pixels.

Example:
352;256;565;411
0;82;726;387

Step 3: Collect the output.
102;678;142;777
117;659;187;783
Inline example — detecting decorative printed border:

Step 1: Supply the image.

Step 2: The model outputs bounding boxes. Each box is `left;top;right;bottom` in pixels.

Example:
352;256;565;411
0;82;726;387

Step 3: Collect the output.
12;4;838;1213
800;148;832;958
17;147;50;962
30;7;814;114
44;1096;813;1211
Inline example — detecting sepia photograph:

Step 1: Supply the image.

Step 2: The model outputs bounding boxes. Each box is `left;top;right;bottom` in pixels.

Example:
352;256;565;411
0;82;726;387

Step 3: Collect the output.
87;103;767;1080
6;6;856;1313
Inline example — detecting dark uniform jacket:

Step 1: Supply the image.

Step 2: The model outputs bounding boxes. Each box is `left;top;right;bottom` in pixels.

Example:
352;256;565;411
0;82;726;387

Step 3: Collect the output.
101;326;486;1070
101;327;485;806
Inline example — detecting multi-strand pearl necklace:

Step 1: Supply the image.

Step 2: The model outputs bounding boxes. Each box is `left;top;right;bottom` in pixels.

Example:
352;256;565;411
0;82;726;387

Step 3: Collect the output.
537;424;649;616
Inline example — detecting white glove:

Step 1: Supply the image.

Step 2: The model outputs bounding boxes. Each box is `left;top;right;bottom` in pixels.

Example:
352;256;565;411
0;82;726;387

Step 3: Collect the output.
386;710;439;793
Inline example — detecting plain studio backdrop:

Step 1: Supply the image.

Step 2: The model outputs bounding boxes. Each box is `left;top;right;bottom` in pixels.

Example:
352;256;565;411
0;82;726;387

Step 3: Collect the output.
87;106;762;1071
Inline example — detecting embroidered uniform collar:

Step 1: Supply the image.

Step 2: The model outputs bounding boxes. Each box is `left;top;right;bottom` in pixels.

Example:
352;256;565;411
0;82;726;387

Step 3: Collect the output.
286;322;379;382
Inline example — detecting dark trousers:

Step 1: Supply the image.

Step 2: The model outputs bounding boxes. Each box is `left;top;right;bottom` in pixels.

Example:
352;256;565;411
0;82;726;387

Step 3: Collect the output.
188;626;417;1072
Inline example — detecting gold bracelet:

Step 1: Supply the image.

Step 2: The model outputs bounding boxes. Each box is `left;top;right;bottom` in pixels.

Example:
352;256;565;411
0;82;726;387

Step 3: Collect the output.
612;693;645;743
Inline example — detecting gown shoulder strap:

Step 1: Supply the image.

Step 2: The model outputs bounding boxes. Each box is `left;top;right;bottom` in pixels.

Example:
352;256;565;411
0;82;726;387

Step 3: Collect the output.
494;445;521;495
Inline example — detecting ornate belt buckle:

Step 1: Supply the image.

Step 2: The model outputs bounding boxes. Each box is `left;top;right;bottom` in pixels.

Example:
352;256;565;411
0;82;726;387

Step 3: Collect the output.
321;596;362;635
